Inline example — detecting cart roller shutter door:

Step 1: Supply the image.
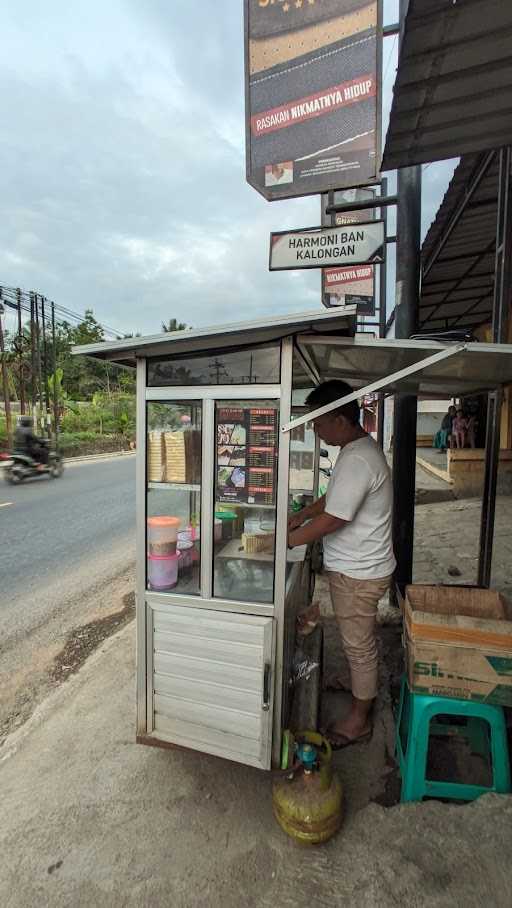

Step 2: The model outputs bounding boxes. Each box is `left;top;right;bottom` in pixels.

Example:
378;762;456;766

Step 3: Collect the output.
148;604;275;769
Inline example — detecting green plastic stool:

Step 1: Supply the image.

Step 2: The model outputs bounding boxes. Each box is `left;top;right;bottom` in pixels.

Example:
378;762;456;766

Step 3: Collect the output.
396;676;511;803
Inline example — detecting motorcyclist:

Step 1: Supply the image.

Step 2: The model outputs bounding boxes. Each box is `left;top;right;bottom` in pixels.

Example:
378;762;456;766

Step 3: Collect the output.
13;416;49;470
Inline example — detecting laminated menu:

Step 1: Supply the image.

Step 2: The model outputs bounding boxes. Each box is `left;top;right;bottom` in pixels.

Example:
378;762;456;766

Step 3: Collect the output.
216;406;278;505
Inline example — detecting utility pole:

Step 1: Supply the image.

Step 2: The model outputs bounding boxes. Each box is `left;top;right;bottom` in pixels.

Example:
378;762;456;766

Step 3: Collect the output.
16;287;25;415
51;301;60;451
0;296;13;449
30;292;37;425
40;297;51;437
391;0;423;597
34;294;45;433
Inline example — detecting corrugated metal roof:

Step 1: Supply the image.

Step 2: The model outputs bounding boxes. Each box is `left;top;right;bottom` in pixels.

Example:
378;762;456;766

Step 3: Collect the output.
382;0;512;170
418;150;500;333
73;307;357;366
285;335;512;430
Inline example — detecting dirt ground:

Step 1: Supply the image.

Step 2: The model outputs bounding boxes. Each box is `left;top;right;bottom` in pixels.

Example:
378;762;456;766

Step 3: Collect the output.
1;618;512;908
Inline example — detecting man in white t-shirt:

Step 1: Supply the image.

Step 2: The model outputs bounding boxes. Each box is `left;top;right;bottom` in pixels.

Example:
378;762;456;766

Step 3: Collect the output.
288;380;396;749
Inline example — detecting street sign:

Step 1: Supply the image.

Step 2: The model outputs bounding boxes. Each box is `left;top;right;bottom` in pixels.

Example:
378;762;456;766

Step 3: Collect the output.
269;221;384;272
323;268;375;315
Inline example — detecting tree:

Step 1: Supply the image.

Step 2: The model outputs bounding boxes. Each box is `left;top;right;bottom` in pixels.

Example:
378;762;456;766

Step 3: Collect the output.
162;318;188;333
5;306;135;406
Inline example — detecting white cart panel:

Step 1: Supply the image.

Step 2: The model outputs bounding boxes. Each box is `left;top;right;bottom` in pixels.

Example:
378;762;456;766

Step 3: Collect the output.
148;604;274;769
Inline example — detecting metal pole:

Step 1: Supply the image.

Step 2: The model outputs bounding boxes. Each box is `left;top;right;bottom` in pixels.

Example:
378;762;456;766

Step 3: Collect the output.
40;297;51;437
391;0;423;597
51;302;60;451
30;292;37;424
377;177;388;449
477;145;512;587
16;288;25;415
0;297;13;449
34;294;45;434
478;389;503;588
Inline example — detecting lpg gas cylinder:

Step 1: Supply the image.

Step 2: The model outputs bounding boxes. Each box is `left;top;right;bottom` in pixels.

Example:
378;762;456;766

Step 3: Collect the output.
272;731;342;845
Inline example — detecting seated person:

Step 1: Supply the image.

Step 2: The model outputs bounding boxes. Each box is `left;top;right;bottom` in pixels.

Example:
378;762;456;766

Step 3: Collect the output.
434;405;456;452
13;416;49;469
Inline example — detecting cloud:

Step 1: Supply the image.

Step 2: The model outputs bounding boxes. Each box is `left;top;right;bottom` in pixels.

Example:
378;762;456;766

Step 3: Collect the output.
0;0;456;337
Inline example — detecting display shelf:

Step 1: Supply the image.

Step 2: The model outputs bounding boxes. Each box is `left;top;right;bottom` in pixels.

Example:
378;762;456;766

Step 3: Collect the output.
148;482;200;492
216;538;274;563
215;539;307;564
215;500;276;510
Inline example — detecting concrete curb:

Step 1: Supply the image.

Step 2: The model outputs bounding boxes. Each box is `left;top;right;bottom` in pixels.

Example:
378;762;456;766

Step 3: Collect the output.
0;620;134;765
64;450;136;465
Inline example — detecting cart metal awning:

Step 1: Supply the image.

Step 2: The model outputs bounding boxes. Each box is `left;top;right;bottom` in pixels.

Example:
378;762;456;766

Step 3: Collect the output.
285;335;512;431
381;0;512;170
418;151;499;334
73;307;357;367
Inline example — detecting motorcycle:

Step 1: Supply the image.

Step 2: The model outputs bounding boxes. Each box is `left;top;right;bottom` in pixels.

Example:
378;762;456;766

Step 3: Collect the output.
1;442;64;484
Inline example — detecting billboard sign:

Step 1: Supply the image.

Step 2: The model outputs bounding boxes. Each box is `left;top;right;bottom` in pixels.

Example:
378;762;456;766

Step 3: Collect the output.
269;221;385;272
323;266;375;315
321;187;376;313
245;0;381;201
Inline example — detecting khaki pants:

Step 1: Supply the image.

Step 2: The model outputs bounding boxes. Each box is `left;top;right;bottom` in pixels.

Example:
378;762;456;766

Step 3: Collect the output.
327;572;393;701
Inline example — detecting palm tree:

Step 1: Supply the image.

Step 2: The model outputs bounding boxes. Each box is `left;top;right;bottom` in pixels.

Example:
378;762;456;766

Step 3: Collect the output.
162;318;188;333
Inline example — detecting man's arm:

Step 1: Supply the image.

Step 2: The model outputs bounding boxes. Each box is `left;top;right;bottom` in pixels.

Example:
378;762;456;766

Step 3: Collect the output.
288;494;326;530
288;511;347;548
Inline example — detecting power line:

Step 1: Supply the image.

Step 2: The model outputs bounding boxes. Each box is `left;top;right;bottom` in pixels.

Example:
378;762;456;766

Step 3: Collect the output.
383;35;398;84
0;283;125;339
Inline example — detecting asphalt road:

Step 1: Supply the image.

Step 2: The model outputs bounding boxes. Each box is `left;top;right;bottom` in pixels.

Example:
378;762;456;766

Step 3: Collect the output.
0;455;136;640
0;455;136;740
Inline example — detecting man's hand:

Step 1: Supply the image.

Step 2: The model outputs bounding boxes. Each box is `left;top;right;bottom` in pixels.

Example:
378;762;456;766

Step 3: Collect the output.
288;512;304;532
289;511;347;549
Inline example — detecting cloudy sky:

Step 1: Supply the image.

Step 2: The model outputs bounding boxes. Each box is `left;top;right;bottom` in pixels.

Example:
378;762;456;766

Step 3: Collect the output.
0;0;456;337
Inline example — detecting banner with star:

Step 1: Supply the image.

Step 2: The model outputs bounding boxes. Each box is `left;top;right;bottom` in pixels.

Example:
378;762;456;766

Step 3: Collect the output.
245;0;382;201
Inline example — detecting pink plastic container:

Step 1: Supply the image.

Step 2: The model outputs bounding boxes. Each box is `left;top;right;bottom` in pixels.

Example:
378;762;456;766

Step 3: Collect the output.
147;552;180;591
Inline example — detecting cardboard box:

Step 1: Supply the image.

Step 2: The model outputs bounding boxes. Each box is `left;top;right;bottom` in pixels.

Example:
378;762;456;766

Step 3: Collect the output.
403;585;512;706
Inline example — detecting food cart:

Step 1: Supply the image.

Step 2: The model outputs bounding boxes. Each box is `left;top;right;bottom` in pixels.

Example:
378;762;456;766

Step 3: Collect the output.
77;308;512;770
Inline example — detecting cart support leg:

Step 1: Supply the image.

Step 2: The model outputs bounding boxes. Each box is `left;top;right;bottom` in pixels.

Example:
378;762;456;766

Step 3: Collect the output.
392;395;417;597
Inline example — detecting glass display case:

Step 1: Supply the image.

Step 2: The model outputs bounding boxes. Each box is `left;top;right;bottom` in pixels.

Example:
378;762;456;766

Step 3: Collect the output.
213;399;278;604
145;395;283;606
146;401;202;595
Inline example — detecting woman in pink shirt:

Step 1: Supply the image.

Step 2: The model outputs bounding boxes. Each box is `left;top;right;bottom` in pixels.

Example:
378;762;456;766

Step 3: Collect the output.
452;409;468;449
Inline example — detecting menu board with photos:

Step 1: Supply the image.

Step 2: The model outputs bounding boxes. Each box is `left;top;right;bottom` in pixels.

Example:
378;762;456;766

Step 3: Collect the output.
216;406;278;505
